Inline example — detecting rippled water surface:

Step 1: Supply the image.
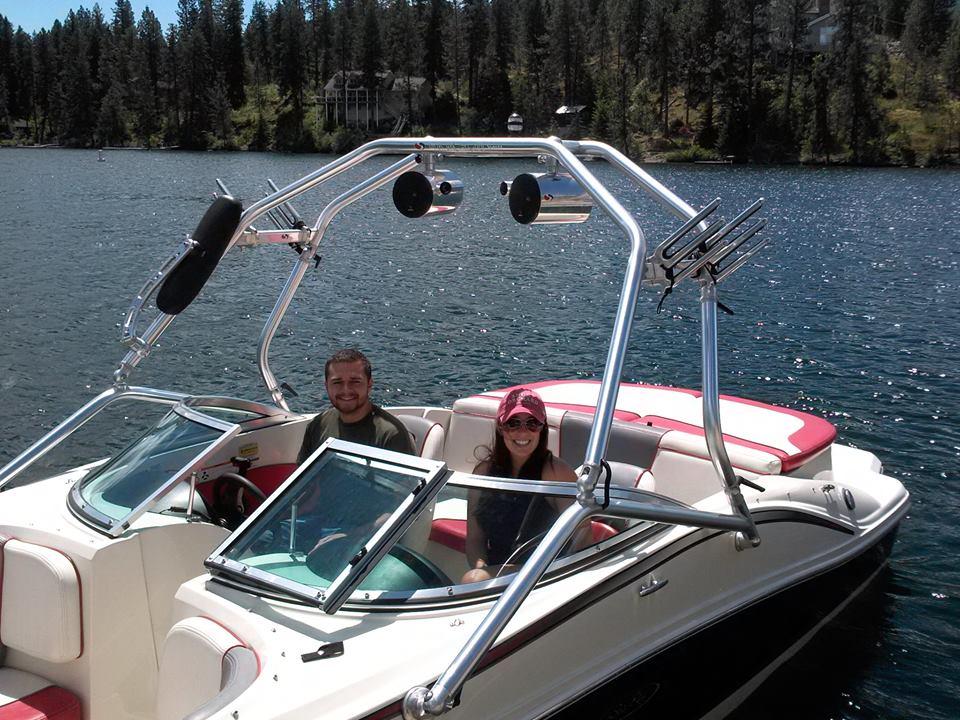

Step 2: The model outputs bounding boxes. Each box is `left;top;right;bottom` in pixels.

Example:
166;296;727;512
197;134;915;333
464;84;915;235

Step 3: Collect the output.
0;148;957;718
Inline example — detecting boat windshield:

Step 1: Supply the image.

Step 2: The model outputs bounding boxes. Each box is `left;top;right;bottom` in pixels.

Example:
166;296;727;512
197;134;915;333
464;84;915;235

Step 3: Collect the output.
208;440;448;612
70;404;239;535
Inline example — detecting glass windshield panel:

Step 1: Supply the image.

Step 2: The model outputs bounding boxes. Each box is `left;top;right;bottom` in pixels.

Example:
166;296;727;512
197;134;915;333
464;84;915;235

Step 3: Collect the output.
221;451;430;592
404;480;648;588
78;410;227;521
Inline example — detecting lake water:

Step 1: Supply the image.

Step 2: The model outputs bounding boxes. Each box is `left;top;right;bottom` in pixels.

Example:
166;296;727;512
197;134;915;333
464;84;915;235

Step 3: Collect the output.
0;147;957;719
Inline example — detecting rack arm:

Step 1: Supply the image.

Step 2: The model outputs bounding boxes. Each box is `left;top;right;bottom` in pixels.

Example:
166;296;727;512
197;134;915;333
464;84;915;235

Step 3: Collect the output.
256;154;421;409
699;280;760;547
402;501;598;719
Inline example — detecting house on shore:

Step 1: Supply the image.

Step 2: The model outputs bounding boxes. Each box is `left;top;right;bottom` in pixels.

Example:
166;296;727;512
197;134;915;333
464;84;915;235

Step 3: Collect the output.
805;0;839;50
321;71;432;133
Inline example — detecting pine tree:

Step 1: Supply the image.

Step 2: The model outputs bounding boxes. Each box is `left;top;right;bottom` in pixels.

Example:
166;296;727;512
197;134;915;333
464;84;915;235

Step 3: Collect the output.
902;0;953;103
833;0;886;163
769;0;806;149
33;30;55;143
164;24;181;142
306;0;332;103
219;0;246;109
446;0;466;132
386;0;423;122
96;79;129;146
60;11;97;146
803;55;831;161
13;28;34;131
331;0;356;125
644;0;676;138
179;24;214;147
360;0;383;90
880;0;910;37
550;0;576;105
943;8;960;96
513;0;551;133
273;0;309;147
134;8;165;143
462;0;487;104
716;0;770;159
474;0;513;131
0;75;8;135
86;6;109;106
0;17;20;122
423;0;446;102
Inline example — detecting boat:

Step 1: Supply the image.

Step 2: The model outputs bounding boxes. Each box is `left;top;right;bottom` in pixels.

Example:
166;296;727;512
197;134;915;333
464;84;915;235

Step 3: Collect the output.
0;137;908;720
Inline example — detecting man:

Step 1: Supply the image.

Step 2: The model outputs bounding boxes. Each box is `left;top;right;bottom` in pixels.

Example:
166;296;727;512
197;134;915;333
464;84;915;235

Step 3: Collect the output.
297;349;415;462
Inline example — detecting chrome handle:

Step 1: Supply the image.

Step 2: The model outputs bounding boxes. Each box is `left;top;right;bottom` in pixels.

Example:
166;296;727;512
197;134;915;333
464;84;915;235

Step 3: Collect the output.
638;576;668;597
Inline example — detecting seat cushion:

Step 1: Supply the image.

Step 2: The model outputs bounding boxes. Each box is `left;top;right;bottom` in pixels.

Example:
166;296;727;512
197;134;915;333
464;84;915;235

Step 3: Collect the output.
430;519;467;554
1;540;82;664
156;617;245;720
0;668;81;720
398;416;446;460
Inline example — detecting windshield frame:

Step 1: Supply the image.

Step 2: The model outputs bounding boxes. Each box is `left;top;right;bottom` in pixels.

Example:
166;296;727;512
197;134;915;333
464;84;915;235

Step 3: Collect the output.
206;456;678;611
206;438;449;612
68;401;241;536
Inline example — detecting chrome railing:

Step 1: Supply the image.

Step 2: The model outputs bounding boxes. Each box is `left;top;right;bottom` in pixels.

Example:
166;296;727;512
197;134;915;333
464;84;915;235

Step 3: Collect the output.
0;386;187;491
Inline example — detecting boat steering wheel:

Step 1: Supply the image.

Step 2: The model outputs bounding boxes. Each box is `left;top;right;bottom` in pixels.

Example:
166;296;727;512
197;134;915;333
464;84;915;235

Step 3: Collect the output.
305;537;451;590
211;472;268;528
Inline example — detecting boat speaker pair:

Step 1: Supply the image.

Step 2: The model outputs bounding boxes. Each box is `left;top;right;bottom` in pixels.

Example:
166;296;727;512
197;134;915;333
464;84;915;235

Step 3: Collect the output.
501;172;593;225
392;169;464;218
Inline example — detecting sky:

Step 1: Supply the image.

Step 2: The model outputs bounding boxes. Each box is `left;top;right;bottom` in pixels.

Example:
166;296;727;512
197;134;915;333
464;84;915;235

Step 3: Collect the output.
0;1;185;33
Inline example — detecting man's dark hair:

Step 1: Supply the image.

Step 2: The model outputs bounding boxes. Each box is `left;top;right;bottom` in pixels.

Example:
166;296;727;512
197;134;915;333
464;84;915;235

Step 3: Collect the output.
324;349;372;380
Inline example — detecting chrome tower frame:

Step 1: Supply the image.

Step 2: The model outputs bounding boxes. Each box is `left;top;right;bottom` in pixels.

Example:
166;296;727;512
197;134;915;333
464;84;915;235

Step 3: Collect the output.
0;138;770;717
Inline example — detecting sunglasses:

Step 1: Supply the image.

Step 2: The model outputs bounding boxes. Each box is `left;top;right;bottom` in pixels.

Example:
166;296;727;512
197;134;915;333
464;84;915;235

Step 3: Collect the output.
502;417;544;432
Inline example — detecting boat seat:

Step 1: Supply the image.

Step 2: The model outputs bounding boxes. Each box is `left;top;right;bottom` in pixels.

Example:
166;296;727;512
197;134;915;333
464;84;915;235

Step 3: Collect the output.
606;461;656;491
0;539;83;720
156;617;259;720
1;540;82;664
558;412;665;469
429;516;628;555
399;415;446;460
0;668;82;720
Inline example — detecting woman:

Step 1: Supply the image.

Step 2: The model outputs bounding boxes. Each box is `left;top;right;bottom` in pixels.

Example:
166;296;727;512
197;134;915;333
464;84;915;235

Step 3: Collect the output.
462;387;579;584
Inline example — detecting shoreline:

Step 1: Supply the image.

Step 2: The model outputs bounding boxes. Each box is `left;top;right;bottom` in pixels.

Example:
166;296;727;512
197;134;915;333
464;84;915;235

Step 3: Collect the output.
3;142;956;169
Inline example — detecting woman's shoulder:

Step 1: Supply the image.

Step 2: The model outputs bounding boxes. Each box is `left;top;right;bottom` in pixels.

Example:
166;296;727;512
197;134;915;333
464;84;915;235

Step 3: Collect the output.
542;453;578;483
472;460;493;475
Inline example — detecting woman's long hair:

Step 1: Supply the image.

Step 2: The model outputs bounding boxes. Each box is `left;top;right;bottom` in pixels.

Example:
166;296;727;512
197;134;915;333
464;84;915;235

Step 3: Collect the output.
477;422;551;479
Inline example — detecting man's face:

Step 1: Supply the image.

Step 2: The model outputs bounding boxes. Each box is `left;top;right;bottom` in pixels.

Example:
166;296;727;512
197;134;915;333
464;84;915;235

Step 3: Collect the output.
325;360;373;420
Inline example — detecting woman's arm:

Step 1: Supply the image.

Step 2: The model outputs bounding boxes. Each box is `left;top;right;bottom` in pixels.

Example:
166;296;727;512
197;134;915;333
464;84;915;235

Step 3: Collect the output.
542;454;578;483
542;455;593;551
465;461;492;570
465;488;489;570
543;454;578;512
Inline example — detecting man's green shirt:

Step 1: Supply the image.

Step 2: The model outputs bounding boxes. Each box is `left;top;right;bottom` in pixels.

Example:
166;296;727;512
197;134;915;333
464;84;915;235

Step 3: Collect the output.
297;405;415;463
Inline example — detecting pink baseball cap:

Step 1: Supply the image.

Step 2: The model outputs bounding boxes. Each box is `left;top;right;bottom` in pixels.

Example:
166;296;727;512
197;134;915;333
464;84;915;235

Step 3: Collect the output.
497;388;547;425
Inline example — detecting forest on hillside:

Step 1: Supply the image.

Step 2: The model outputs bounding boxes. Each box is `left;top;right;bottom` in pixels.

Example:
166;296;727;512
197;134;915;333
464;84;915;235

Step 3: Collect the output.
1;0;958;164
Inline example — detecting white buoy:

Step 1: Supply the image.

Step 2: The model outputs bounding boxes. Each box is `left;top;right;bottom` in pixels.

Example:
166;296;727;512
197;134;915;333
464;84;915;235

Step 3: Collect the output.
98;149;106;162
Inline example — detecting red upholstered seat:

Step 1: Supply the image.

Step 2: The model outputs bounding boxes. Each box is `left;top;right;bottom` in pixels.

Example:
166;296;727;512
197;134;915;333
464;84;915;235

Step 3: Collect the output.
430;519;467;554
244;463;298;511
0;542;83;720
0;678;82;720
429;518;619;553
590;520;618;543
